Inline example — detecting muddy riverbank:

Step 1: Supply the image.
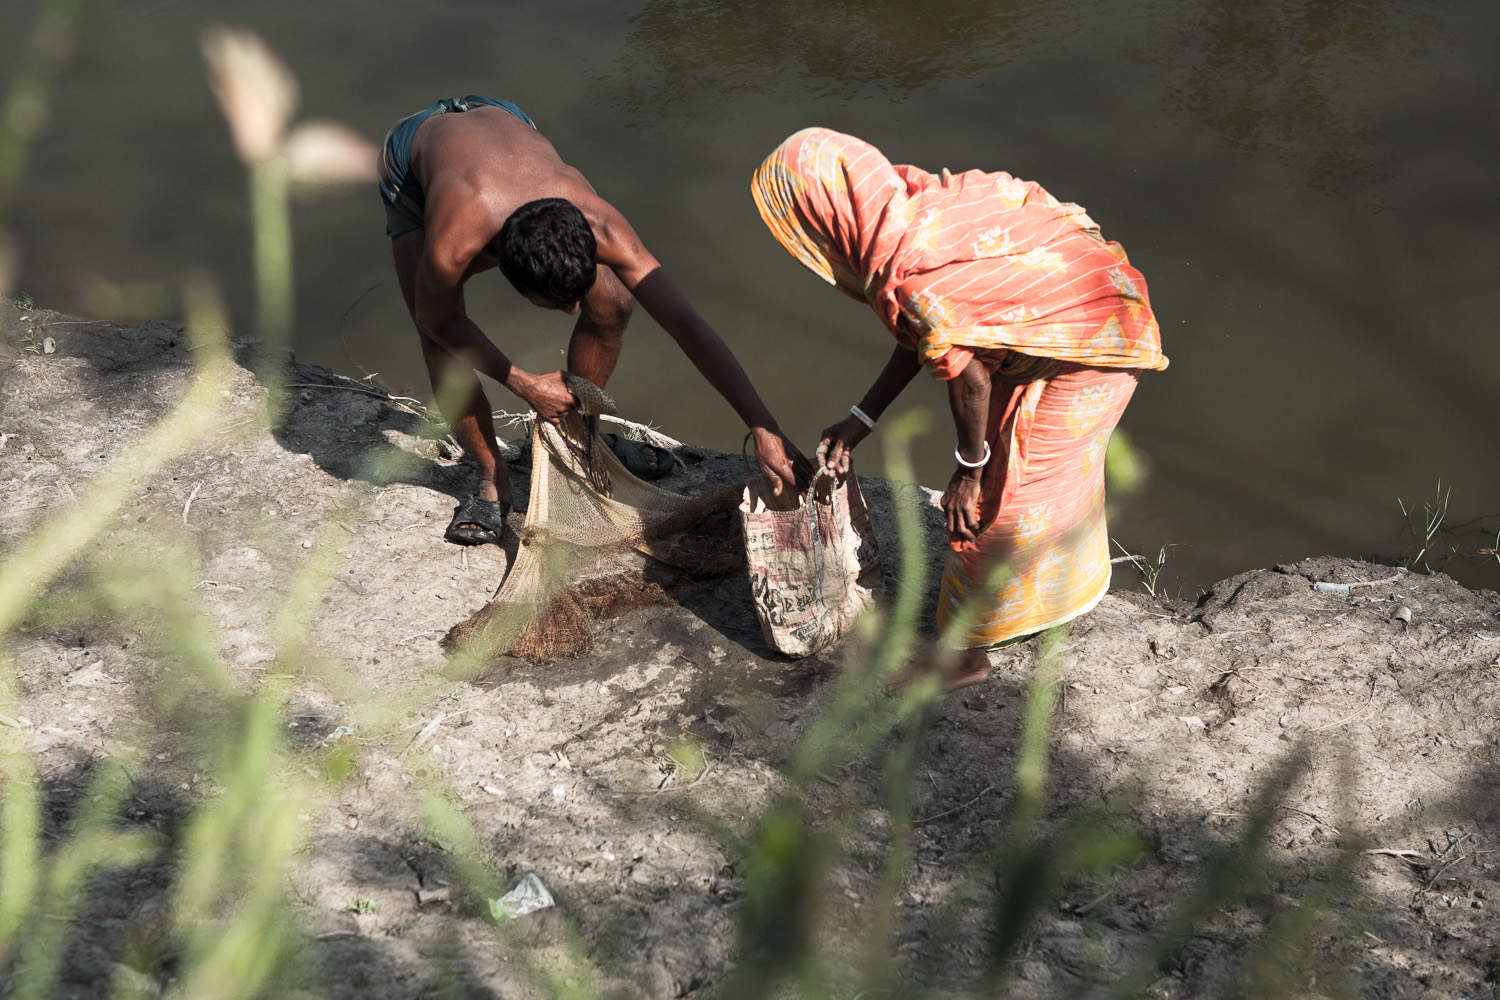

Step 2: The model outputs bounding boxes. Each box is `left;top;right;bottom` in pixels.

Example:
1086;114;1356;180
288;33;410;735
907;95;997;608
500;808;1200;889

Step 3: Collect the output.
2;305;1497;999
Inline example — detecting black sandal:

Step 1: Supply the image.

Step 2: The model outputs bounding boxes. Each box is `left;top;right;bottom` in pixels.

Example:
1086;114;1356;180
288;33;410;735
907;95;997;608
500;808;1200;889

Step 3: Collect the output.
444;496;511;546
604;434;676;480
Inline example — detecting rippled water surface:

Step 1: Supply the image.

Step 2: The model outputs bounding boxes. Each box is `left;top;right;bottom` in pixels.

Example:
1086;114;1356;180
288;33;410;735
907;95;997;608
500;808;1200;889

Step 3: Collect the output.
5;0;1498;592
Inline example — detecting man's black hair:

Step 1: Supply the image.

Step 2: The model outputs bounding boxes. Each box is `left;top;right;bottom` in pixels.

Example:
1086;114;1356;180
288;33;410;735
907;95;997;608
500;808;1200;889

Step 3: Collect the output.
496;198;598;305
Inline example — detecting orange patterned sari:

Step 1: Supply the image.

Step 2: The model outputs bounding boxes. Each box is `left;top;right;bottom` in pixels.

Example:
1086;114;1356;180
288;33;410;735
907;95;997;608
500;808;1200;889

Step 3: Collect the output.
752;128;1168;647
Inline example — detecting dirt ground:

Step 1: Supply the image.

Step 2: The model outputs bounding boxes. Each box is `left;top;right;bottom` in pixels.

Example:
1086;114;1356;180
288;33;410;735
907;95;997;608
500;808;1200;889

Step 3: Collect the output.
1;305;1497;999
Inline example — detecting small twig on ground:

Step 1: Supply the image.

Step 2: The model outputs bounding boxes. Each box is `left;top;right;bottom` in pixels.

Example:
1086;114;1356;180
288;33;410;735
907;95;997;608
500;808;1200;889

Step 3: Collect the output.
283;379;432;418
1277;805;1340;835
1362;848;1425;866
915;785;995;825
399;710;467;758
612;755;716;796
1072;888;1115;916
285;873;315;906
1189;932;1241;947
659;759;714;794
1309;679;1378;732
284;382;392;398
1422;852;1472;892
1430;831;1474;867
182;481;202;522
25;318;106;329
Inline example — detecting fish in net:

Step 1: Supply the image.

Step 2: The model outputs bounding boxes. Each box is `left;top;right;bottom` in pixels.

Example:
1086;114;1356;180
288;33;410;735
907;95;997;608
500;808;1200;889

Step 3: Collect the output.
442;394;744;662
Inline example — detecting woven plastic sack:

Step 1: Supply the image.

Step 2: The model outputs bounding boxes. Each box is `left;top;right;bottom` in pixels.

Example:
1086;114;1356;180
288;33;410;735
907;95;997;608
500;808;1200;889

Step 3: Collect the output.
740;468;882;658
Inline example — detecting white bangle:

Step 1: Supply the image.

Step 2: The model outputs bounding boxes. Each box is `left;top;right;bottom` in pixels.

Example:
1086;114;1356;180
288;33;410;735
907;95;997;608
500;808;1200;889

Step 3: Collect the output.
849;404;876;430
955;441;991;468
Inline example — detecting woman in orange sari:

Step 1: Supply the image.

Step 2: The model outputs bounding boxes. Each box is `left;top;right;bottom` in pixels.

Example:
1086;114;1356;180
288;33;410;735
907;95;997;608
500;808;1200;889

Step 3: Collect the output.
752;128;1168;690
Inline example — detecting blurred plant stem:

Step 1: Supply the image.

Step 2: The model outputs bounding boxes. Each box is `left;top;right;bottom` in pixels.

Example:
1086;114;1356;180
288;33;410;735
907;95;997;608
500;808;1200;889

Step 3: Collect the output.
0;0;88;221
0;274;231;637
1;757;159;998
200;25;375;416
722;414;942;1000
0;676;42;967
0;0;91;298
0;276;325;998
169;690;309;999
250;153;293;352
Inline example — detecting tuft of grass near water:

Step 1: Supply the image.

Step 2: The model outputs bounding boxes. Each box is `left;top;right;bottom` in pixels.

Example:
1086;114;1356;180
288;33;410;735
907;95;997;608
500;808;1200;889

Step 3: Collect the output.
1394;480;1500;589
1110;538;1175;598
1398;479;1452;573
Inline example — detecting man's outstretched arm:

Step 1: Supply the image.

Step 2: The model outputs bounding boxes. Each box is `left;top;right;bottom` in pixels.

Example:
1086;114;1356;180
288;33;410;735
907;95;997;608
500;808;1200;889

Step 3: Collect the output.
412;246;577;422
625;265;808;498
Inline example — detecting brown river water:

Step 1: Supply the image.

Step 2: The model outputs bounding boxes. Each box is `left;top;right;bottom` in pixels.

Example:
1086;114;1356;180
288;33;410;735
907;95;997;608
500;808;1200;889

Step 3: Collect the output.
4;0;1498;595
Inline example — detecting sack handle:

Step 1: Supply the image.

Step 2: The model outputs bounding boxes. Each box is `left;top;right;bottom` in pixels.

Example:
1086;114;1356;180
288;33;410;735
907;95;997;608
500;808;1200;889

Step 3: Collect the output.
742;431;844;503
805;468;828;629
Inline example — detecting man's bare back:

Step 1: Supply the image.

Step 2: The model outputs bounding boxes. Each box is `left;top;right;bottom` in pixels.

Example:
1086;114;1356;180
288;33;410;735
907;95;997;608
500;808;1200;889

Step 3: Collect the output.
378;97;803;545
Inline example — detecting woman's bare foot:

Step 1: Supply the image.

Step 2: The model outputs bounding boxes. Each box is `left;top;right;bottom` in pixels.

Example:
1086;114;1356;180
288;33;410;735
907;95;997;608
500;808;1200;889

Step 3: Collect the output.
946;647;993;691
887;647;993;695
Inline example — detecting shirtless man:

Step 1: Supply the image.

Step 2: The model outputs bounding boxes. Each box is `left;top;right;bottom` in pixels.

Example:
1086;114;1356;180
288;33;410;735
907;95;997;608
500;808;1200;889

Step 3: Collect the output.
379;95;804;544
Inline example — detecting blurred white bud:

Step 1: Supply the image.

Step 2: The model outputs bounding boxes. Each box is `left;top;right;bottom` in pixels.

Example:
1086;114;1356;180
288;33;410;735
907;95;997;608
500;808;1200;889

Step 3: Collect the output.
201;26;299;165
284;121;378;184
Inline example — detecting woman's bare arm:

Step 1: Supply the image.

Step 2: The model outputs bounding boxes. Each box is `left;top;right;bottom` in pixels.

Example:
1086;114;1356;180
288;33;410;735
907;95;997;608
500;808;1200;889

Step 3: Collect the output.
815;344;923;473
942;359;992;541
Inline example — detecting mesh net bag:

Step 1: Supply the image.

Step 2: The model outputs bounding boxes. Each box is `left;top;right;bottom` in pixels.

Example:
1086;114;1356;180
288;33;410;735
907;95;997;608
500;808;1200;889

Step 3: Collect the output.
442;411;744;661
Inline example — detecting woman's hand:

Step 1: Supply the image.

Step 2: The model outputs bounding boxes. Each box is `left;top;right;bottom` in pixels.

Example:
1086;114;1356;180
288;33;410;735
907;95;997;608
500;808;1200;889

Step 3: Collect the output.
815;415;871;474
514;370;578;424
941;468;984;542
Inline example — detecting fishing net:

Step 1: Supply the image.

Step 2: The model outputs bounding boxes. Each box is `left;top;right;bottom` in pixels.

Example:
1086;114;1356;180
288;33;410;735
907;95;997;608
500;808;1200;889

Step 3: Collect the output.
442;409;744;662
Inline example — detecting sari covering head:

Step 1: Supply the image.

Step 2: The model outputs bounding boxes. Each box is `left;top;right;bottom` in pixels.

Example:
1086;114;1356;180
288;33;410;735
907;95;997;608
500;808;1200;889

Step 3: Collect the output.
752;128;1168;649
751;127;1168;380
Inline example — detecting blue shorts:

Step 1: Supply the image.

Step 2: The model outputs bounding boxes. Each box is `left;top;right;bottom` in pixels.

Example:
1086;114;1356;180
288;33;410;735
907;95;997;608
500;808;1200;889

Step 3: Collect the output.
377;96;535;238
